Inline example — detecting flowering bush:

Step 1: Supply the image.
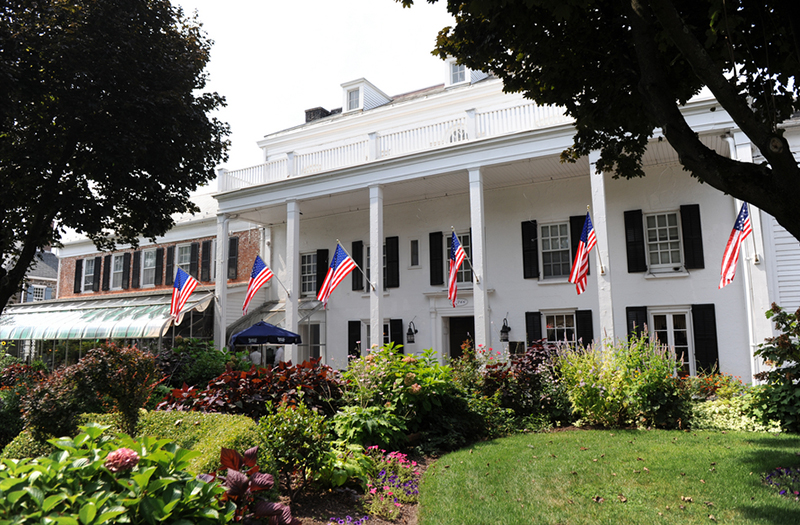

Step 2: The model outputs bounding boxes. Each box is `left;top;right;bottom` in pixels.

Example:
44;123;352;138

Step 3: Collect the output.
754;304;800;432
681;371;746;400
762;466;800;502
363;446;421;520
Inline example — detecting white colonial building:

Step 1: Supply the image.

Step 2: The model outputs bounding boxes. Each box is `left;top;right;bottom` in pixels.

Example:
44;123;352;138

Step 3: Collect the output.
212;63;800;380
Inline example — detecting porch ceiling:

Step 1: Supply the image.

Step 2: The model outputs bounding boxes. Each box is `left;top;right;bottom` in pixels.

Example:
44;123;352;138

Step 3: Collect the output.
231;133;729;225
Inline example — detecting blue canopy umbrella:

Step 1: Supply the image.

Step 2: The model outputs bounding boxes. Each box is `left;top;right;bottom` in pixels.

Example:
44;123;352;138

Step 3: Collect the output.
228;321;302;347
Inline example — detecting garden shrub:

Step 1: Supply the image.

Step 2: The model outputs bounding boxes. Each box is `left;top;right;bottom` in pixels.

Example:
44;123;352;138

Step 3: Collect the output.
256;399;333;500
754;304;800;432
315;440;374;492
155;337;250;389
681;370;747;400
0;423;235;524
558;332;687;428
0;363;45;449
689;393;781;432
333;403;408;450
158;356;343;421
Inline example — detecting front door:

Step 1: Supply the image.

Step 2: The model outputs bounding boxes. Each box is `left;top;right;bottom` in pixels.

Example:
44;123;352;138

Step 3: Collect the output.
448;316;474;359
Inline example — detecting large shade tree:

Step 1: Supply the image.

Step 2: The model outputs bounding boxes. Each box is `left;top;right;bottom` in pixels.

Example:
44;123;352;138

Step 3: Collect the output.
0;0;229;313
400;0;800;240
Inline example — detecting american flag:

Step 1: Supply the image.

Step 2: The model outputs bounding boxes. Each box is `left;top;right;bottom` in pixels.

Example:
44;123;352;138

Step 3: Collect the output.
568;212;597;295
448;232;467;307
317;243;357;307
719;202;753;289
170;267;199;321
242;255;274;315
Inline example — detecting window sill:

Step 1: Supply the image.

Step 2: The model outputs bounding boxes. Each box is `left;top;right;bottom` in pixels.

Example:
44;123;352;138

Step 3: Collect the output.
644;269;689;279
537;278;571;285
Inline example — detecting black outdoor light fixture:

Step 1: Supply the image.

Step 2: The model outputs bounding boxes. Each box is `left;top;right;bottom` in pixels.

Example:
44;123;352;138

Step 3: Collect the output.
407;320;418;344
500;317;511;342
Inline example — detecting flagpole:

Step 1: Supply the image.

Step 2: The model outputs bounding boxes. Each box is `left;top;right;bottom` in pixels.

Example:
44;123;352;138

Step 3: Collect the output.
588;205;605;274
451;227;480;283
336;239;376;291
272;274;291;297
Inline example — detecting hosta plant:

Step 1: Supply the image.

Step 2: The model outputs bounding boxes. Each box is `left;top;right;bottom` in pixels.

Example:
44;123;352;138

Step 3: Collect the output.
198;446;300;525
0;423;234;524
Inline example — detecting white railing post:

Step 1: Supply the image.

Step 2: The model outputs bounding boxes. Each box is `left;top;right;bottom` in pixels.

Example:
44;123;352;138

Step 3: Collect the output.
368;132;379;161
466;109;477;140
286;152;295;178
216;167;228;193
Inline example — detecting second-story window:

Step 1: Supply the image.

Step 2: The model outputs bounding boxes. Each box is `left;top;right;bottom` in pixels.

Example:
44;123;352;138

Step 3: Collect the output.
540;222;571;279
451;62;466;84
301;252;317;295
82;258;96;292
347;88;360;111
111;254;125;289
141;249;157;286
176;244;192;275
446;232;472;283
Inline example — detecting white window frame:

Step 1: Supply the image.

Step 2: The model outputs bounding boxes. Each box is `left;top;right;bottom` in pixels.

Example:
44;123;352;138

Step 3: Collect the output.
346;88;360;111
450;62;466;85
539;221;572;280
644;211;683;272
446;231;472;284
82;258;96;292
649;307;693;376
176;243;192;275
141;249;157;287
31;285;46;302
543;310;577;343
300;252;317;296
409;239;420;268
111;254;125;290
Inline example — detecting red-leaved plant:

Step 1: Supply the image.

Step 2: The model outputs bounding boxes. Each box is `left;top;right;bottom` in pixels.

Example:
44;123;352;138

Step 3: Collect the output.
198;446;301;525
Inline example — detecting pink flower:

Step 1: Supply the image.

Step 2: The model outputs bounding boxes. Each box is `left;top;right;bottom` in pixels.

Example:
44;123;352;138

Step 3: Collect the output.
104;448;139;473
395;503;402;507
370;488;377;494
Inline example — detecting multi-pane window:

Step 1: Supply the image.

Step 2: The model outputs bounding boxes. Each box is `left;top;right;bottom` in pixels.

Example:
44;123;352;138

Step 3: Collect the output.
365;244;387;284
646;212;682;268
142;249;157;286
450;62;466;84
301;253;317;295
347;88;359;111
652;311;691;375
111;254;125;289
545;313;576;343
540;223;571;278
176;244;191;274
446;232;472;283
32;286;45;302
82;258;95;291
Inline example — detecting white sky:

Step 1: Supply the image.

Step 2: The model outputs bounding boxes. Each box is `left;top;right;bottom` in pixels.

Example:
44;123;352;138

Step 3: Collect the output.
175;0;455;171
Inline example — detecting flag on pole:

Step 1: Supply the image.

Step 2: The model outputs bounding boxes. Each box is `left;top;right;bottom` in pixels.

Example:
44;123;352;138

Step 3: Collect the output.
448;232;467;307
719;202;753;289
568;212;597;295
317;243;357;307
170;267;199;321
242;255;274;315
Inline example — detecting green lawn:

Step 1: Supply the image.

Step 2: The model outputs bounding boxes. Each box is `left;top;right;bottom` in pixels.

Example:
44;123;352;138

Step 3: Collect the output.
418;429;800;524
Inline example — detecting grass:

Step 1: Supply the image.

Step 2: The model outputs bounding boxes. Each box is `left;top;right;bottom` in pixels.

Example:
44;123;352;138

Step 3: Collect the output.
418;429;800;524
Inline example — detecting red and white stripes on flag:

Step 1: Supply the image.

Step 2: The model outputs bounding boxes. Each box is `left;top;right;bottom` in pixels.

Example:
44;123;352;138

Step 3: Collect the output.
448;232;467;307
719;202;753;289
567;212;597;295
317;243;357;307
170;267;199;321
242;255;274;315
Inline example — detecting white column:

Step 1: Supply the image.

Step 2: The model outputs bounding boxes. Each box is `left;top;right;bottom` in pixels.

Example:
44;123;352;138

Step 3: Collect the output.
588;151;615;344
731;131;773;379
468;167;490;350
285;200;301;363
214;214;230;352
370;185;384;350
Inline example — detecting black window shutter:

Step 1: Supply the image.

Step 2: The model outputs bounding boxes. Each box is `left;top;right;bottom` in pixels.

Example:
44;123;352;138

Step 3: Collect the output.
73;259;83;293
352;241;364;291
570;215;589;275
101;255;111;291
575;309;594;346
155;247;164;286
165;246;175;285
121;252;131;289
626;306;648;336
131;251;141;289
348;320;362;358
692;304;719;373
227;237;239;280
200;240;212;282
521;220;539;279
92;256;101;291
386;236;399;288
429;231;444;285
680;204;705;269
624;209;647;272
316;249;329;295
390;318;404;352
525;311;542;345
190;242;200;279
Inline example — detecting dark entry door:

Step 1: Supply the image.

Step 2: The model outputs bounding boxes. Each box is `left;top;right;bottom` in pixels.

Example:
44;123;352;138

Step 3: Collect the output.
449;316;474;359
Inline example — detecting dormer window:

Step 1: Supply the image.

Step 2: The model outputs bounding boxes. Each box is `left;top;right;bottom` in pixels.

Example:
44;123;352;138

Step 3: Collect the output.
451;62;466;85
347;88;360;111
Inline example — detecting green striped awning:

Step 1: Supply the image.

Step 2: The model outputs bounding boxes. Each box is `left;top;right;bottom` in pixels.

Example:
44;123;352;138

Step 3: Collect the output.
0;292;214;340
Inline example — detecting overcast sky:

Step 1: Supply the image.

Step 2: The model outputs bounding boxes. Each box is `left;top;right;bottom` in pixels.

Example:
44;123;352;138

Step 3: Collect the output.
175;0;455;172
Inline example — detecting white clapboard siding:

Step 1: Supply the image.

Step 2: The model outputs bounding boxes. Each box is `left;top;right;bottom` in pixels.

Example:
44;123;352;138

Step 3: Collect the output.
772;218;800;310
